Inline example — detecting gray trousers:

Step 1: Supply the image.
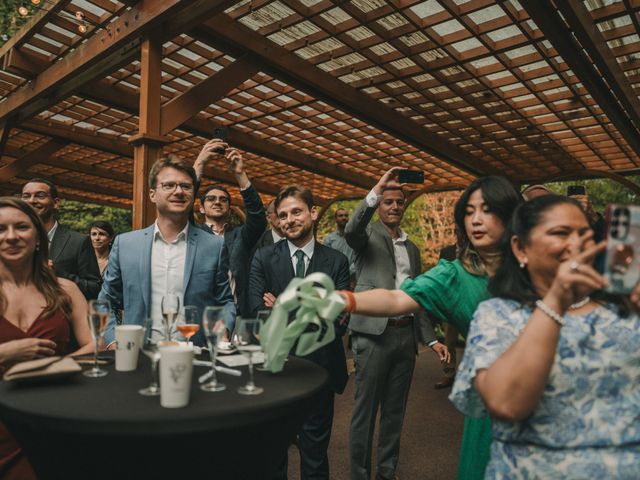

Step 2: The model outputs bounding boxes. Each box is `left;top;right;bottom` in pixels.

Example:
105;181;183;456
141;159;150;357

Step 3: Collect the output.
349;326;416;480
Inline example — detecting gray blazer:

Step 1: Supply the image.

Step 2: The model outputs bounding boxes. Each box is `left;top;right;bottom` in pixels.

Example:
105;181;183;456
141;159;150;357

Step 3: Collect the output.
345;198;436;349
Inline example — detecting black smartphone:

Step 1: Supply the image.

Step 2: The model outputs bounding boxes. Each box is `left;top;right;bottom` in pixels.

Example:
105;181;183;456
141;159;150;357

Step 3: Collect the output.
213;127;227;154
601;204;640;294
567;185;586;196
397;169;424;184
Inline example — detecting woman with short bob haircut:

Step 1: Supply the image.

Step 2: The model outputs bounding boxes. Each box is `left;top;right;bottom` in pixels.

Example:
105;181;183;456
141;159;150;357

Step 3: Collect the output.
451;194;640;478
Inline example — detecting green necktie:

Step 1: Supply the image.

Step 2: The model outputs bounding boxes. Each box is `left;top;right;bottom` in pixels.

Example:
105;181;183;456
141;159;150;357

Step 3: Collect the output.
294;249;306;278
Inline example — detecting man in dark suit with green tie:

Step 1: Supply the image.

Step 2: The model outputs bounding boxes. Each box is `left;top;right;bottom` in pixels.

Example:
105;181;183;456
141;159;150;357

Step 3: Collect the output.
249;185;350;480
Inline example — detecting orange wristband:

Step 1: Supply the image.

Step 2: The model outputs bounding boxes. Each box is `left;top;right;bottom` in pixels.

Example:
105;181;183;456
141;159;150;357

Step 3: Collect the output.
340;290;356;313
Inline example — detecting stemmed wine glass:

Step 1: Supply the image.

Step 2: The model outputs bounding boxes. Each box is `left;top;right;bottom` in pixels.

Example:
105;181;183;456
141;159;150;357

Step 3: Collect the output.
176;306;200;345
83;299;110;378
200;306;227;392
233;318;264;395
139;318;161;396
255;310;271;372
161;293;180;342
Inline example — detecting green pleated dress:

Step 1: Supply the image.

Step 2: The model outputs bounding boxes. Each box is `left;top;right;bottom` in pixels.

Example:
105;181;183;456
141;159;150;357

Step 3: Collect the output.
400;259;491;480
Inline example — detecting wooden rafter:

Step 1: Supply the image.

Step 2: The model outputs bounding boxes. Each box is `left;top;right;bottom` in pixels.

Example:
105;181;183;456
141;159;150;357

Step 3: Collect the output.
193;16;499;177
557;0;640;131
521;0;640;159
0;0;241;125
0;138;68;181
79;79;374;190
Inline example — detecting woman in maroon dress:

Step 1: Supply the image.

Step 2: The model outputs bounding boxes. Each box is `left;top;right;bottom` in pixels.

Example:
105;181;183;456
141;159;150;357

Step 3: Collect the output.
0;197;93;479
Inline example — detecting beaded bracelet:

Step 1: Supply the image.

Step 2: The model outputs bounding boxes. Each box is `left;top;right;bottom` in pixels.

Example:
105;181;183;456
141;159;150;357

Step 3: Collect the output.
535;300;564;327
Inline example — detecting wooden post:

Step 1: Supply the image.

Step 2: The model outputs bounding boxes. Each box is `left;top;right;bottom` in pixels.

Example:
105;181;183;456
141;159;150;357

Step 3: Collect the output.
128;37;168;230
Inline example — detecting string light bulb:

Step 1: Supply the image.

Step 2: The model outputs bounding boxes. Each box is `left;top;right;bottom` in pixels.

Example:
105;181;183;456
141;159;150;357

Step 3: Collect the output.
18;5;29;16
78;23;88;34
75;10;84;20
31;0;41;4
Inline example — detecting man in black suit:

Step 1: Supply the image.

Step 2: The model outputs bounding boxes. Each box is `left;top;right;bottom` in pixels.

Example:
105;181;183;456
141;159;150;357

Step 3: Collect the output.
193;139;267;317
252;199;285;254
21;178;101;299
249;185;350;480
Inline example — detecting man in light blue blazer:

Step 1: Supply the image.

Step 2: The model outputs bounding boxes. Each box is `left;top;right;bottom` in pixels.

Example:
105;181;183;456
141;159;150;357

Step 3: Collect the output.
100;155;235;347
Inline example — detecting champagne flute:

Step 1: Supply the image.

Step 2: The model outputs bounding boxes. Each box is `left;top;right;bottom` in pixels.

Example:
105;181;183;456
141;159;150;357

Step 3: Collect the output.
233;318;263;395
161;293;180;341
83;299;110;378
255;310;271;372
176;306;200;345
139;318;161;396
200;306;227;392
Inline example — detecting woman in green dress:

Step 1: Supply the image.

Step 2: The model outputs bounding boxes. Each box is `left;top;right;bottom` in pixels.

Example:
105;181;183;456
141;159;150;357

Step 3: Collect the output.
340;175;522;479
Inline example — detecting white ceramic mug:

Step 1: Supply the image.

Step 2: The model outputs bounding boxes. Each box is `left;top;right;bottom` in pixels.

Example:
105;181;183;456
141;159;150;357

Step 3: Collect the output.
159;345;194;408
115;325;144;372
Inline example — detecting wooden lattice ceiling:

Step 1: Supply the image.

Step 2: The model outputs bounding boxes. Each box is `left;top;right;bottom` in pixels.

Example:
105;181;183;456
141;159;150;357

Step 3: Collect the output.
1;0;639;213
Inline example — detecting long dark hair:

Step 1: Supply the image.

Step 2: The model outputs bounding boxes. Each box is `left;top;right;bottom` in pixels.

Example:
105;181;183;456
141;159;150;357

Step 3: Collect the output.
489;194;614;307
454;176;523;275
0;197;71;316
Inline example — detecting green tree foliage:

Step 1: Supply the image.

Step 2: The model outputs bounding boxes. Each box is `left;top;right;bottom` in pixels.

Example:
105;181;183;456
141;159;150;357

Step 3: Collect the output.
0;1;34;46
57;200;132;236
533;177;640;212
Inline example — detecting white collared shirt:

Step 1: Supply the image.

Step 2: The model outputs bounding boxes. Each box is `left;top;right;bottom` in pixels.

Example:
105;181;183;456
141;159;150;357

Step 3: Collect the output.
150;221;189;340
392;229;411;289
272;229;283;243
287;238;314;276
47;221;59;246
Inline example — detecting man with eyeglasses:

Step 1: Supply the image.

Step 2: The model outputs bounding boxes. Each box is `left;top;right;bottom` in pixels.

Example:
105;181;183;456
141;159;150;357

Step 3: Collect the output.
193;138;267;317
99;155;235;347
21;178;101;299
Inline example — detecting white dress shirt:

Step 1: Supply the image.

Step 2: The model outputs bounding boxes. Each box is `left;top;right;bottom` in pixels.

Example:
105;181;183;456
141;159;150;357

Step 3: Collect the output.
150;221;188;341
272;229;284;243
47;221;59;246
287;238;315;276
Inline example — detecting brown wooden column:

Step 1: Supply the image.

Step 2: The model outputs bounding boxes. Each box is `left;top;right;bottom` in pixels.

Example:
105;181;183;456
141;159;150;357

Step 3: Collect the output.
128;37;168;230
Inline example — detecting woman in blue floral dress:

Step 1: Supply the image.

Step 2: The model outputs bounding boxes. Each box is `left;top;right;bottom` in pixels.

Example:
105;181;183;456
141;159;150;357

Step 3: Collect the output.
451;195;640;478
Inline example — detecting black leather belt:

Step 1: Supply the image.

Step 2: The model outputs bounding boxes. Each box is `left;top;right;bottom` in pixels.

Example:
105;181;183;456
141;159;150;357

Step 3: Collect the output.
387;316;413;328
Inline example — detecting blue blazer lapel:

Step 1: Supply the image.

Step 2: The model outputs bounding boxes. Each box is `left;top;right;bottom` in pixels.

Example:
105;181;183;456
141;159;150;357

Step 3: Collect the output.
139;225;154;316
182;226;198;297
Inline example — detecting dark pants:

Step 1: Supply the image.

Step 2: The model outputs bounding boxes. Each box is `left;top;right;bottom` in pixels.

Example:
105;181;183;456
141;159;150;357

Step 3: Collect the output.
273;388;335;480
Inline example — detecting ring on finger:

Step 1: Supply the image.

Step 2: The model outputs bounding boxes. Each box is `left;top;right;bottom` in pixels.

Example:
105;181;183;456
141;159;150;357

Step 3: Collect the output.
569;261;580;272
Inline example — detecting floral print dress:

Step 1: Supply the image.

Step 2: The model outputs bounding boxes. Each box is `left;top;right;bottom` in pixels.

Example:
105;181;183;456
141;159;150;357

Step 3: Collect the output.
451;298;640;479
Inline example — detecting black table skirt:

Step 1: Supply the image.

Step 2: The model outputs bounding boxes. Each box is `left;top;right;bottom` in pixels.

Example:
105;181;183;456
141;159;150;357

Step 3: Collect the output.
0;354;329;479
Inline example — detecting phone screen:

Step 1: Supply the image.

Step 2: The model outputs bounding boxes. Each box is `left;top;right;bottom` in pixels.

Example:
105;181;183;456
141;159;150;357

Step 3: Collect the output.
397;169;424;184
567;185;586;196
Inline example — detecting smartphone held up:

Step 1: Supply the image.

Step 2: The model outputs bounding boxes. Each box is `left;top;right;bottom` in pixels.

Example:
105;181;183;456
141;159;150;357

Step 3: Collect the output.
397;169;424;184
602;204;640;294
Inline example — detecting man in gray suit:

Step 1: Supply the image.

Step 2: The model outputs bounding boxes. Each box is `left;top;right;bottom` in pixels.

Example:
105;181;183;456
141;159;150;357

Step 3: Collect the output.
345;168;449;480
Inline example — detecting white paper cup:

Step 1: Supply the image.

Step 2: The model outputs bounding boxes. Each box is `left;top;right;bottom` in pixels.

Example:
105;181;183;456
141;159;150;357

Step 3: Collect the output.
159;345;194;408
115;325;143;372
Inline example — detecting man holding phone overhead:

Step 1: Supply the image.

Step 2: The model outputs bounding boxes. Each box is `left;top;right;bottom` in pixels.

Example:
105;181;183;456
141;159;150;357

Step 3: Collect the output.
345;167;448;480
192;129;267;318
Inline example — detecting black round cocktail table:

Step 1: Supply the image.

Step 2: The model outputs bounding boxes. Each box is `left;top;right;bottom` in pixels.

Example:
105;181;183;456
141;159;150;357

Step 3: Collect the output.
0;354;328;479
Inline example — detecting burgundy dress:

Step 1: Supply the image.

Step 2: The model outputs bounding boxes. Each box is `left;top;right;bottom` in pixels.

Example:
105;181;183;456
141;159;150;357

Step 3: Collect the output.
0;309;71;480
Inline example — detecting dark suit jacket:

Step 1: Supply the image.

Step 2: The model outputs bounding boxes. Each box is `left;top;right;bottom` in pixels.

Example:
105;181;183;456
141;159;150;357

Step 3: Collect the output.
202;185;267;317
248;240;350;394
50;224;101;299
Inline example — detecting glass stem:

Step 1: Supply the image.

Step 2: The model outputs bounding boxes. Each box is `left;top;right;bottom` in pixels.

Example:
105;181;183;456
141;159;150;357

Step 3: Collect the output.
151;359;159;390
209;347;218;385
247;354;255;388
93;336;99;371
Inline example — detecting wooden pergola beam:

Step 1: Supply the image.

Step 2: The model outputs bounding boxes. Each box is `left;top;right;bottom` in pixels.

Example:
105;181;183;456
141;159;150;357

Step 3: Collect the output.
80;79;374;190
0;139;68;182
521;0;640;158
193;16;499;177
0;0;241;125
160;56;260;135
8;121;300;201
557;1;640;130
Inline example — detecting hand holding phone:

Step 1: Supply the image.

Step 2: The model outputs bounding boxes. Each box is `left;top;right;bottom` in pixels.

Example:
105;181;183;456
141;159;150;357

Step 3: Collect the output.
213;127;227;154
